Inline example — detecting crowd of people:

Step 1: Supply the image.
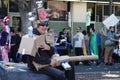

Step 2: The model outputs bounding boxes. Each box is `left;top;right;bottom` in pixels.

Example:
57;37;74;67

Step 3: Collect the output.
0;16;120;80
45;25;120;66
55;26;120;66
0;19;120;65
73;26;120;66
0;16;24;62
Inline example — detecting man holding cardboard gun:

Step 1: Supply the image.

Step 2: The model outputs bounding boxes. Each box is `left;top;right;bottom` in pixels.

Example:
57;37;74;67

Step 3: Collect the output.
27;20;75;80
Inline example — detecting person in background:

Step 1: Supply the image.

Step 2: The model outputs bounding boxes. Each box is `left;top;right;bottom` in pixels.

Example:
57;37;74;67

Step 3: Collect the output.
73;27;84;65
59;28;71;43
82;30;91;65
98;29;106;64
89;28;98;56
47;28;54;36
56;32;68;55
0;16;10;62
82;30;90;55
97;30;102;58
59;28;67;37
112;44;120;63
27;21;75;80
47;28;58;42
10;29;21;62
104;27;118;65
115;30;120;45
89;28;98;65
96;30;103;65
56;28;72;55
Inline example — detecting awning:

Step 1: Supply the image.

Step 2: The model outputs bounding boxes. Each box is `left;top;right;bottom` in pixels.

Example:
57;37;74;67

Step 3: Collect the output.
48;0;120;4
48;0;120;2
48;0;83;1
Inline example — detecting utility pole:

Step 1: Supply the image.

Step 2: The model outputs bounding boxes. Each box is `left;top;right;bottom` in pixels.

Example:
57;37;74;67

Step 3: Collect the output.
109;0;113;15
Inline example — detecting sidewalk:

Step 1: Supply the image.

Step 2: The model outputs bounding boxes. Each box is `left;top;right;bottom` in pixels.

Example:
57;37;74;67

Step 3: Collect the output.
0;61;120;80
75;63;120;80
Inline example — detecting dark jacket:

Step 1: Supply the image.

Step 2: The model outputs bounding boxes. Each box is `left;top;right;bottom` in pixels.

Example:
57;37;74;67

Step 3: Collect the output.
27;28;55;70
0;30;8;46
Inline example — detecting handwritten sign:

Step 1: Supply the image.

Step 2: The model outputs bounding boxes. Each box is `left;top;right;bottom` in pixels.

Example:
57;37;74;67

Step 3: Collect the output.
103;14;119;29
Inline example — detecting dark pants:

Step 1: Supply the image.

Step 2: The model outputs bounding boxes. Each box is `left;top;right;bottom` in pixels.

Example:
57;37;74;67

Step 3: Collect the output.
75;47;83;55
10;46;18;62
39;67;65;80
98;45;101;58
112;53;120;63
38;62;75;80
64;62;75;80
75;47;83;65
57;47;68;56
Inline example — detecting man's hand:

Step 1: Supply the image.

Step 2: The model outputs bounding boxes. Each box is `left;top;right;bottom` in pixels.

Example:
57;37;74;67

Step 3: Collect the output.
39;43;50;50
50;59;56;67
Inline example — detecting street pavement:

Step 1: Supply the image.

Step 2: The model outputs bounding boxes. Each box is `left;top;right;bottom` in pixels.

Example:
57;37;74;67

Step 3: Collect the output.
1;61;120;80
75;63;120;80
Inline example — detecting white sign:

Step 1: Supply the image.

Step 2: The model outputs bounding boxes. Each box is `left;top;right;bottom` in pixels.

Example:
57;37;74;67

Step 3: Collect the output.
103;14;119;29
68;12;71;27
86;11;91;27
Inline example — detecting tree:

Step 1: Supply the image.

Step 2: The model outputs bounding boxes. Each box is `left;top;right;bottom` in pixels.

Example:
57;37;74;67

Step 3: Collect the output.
10;0;36;33
10;0;48;33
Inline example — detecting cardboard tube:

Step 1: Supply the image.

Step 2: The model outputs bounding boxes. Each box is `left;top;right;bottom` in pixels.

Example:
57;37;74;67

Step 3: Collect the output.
32;55;98;71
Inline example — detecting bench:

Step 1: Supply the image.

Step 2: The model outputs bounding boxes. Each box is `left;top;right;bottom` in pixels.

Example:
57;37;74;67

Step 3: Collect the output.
0;61;52;80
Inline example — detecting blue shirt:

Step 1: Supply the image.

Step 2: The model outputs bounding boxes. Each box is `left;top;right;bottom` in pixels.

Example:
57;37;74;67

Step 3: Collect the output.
0;30;8;46
97;33;101;46
107;32;115;39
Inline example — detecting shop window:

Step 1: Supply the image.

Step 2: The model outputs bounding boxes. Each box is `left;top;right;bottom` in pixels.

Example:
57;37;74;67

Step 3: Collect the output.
9;12;21;28
9;1;19;12
47;1;68;21
104;5;109;15
12;17;21;28
104;5;114;16
96;5;102;22
115;6;120;16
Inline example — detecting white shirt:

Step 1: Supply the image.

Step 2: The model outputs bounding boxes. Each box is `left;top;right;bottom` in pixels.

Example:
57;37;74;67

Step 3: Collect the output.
74;32;84;48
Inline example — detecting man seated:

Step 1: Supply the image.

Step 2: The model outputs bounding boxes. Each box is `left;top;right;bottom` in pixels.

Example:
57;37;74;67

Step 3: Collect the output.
27;21;75;80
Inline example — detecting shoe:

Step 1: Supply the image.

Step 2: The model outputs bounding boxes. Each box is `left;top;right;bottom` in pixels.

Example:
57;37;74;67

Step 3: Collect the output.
105;63;113;65
96;62;100;65
109;63;114;65
105;63;109;65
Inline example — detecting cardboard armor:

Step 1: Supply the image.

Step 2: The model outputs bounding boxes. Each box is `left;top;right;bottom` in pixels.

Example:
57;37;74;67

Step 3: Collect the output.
18;34;98;71
18;34;54;57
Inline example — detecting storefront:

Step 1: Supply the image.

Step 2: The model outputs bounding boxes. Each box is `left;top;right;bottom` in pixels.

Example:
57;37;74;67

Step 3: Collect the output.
0;0;120;33
46;0;120;33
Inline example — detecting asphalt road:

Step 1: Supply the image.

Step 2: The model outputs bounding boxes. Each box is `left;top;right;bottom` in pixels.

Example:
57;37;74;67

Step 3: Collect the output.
75;63;120;80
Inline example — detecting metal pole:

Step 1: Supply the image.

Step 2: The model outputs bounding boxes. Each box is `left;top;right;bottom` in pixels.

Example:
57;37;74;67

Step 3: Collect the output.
7;0;9;16
109;0;113;15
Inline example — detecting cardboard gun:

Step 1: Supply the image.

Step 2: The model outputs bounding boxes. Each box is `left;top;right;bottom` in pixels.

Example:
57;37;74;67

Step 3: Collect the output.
32;55;98;71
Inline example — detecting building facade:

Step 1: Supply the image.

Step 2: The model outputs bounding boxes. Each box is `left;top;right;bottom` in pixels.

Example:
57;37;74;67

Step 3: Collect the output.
47;0;120;34
0;0;120;34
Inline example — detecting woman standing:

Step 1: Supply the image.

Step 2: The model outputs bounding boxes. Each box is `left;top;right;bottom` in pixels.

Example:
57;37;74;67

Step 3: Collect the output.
89;28;98;56
0;16;10;62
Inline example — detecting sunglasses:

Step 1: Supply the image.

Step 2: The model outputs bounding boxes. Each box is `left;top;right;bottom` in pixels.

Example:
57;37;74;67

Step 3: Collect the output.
40;24;48;26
